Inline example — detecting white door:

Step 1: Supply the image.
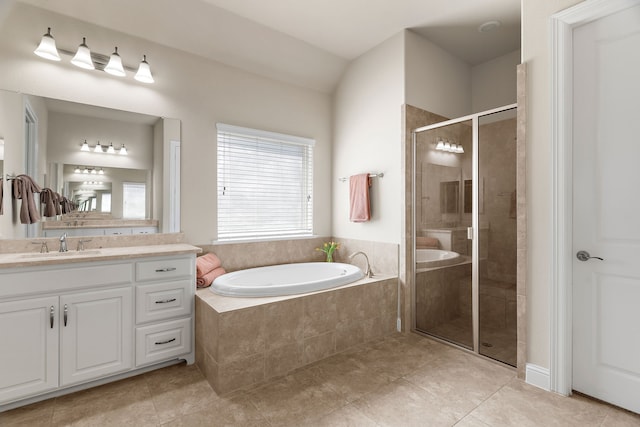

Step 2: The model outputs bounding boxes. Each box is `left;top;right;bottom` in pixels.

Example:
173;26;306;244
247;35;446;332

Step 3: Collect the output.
60;287;132;386
572;3;640;414
0;297;59;403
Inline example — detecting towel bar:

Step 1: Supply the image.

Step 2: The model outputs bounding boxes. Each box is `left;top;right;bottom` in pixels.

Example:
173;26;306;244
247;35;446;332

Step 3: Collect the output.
338;172;384;182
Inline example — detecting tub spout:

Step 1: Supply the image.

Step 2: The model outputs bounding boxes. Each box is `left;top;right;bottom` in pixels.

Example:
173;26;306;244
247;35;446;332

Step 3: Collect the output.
349;251;373;278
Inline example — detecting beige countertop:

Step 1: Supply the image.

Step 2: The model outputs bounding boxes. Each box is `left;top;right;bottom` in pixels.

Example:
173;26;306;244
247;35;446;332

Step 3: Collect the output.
0;243;202;269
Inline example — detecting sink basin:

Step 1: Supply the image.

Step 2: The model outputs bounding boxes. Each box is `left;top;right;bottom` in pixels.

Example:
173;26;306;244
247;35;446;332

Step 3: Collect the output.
19;249;103;259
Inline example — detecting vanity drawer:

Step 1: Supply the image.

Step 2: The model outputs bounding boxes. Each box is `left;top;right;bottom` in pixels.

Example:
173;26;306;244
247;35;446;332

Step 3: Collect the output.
136;257;194;282
135;318;191;367
135;281;192;324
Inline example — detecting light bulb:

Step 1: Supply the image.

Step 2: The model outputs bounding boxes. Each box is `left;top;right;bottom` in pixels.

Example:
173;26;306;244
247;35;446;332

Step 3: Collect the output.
135;55;154;83
74;166;81;173
443;141;452;152
94;141;103;153
119;144;128;155
435;139;445;151
34;27;61;61
71;37;95;70
80;140;90;151
107;143;116;154
104;47;126;77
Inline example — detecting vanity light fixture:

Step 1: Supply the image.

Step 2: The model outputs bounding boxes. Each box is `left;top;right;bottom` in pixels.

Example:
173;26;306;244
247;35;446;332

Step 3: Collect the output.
33;28;155;84
106;142;116;154
71;37;95;70
80;139;90;152
34;28;61;61
104;47;126;77
98;168;104;175
119;144;128;155
74;166;82;173
134;55;154;84
435;138;464;154
94;141;103;153
83;167;90;174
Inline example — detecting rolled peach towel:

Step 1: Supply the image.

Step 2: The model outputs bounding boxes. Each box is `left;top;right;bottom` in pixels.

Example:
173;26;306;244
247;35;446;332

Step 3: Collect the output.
196;253;222;277
416;236;439;249
196;267;226;288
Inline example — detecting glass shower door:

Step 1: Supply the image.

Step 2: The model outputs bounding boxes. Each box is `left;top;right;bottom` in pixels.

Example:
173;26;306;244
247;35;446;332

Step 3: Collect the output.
414;119;473;350
477;108;517;366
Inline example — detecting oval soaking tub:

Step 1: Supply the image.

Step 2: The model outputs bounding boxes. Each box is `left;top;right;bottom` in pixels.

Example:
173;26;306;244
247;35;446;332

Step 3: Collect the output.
210;262;364;297
416;248;461;269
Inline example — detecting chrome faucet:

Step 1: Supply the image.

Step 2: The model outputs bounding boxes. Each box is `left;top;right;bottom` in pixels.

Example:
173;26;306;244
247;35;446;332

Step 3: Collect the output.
349;251;373;278
59;233;68;252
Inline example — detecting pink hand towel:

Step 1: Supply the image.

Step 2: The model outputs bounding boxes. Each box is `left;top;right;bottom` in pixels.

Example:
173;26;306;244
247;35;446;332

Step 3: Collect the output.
349;173;371;222
196;267;226;288
196;253;222;277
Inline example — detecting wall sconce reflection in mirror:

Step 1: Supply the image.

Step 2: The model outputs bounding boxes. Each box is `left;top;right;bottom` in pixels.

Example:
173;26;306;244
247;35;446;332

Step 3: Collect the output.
34;27;154;83
74;166;105;175
79;140;128;155
435;137;464;154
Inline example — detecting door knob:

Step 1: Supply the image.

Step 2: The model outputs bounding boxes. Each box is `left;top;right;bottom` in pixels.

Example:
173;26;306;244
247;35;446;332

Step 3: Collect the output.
576;250;604;262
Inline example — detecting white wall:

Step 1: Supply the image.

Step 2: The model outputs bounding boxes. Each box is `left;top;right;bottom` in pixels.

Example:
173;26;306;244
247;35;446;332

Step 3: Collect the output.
522;0;584;370
332;32;405;244
471;49;520;113
0;2;332;244
405;30;472;119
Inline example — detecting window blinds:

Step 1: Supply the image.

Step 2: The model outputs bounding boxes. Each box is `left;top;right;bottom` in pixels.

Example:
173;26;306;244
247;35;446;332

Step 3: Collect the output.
217;124;314;241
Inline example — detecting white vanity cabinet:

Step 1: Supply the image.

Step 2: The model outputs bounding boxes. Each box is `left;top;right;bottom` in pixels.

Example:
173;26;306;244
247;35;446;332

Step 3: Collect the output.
0;297;59;403
0;249;197;409
133;256;194;367
59;287;133;386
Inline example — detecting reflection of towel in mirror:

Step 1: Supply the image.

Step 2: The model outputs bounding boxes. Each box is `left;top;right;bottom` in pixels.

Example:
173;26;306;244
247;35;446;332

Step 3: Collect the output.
416;236;440;249
349;173;371;222
0;178;3;215
12;174;42;224
61;196;72;214
40;188;60;218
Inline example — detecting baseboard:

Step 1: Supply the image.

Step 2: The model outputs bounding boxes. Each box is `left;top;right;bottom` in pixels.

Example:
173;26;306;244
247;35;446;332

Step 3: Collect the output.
526;363;550;391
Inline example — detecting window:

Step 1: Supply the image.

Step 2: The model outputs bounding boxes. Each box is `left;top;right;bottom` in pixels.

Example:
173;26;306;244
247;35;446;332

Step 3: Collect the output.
122;182;146;219
217;124;314;241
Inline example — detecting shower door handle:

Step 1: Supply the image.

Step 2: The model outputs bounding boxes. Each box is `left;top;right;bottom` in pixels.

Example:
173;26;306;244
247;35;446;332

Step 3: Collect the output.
576;250;604;261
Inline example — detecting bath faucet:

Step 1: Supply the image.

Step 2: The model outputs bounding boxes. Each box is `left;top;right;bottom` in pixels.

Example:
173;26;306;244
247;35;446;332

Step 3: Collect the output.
349;251;373;278
59;233;68;252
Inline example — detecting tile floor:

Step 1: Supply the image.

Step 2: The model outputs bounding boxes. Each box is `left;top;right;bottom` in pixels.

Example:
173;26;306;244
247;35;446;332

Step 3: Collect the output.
2;333;639;426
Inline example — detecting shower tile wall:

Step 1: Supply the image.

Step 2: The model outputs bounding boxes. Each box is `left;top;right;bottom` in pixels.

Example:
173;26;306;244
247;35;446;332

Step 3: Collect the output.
479;118;517;285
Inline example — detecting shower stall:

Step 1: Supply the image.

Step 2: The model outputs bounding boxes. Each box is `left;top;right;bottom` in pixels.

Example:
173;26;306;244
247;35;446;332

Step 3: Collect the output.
412;104;517;366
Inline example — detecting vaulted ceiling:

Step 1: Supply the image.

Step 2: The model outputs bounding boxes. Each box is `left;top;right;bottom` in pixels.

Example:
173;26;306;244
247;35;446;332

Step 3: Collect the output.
16;0;521;92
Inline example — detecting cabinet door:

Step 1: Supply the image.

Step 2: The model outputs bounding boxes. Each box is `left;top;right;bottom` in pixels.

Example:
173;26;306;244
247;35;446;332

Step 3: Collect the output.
60;288;133;386
0;297;59;404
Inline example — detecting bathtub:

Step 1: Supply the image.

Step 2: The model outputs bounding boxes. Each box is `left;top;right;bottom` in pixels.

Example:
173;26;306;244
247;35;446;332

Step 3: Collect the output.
210;262;364;297
416;248;461;268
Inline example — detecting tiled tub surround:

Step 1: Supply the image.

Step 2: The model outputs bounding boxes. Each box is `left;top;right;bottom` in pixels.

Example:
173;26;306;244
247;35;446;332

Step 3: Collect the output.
199;236;399;276
195;275;398;394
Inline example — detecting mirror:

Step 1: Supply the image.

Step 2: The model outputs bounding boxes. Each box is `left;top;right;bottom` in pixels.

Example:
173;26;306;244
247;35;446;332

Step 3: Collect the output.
419;162;462;227
0;90;180;239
